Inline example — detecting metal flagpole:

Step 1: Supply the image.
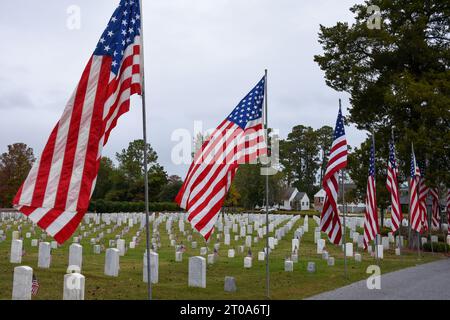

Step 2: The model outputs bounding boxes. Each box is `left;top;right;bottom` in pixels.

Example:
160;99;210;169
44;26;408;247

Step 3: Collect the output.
339;99;348;279
263;69;270;299
139;0;152;300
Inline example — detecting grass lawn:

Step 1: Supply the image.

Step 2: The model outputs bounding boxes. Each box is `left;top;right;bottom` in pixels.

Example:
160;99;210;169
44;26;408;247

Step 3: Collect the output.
0;214;447;300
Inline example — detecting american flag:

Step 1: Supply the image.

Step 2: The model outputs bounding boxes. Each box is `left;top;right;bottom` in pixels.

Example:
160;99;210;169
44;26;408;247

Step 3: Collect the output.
430;188;440;230
386;140;402;232
363;139;379;249
320;106;347;245
12;0;142;244
32;274;40;296
409;147;422;233
447;189;450;233
175;77;267;240
418;166;429;233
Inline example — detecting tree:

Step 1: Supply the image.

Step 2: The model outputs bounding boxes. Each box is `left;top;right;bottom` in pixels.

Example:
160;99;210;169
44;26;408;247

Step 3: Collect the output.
316;125;334;183
0;143;35;207
92;157;115;200
158;175;183;202
314;0;450;187
280;125;320;198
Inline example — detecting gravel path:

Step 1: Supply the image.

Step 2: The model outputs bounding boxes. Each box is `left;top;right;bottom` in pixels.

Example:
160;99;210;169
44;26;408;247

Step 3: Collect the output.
307;258;450;300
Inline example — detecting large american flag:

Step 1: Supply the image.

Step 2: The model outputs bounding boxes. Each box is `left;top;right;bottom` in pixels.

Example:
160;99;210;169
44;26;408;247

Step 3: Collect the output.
410;148;422;233
430;188;440;230
363;140;379;249
386;140;402;233
13;0;142;244
320;106;347;245
418;166;429;233
175;77;267;240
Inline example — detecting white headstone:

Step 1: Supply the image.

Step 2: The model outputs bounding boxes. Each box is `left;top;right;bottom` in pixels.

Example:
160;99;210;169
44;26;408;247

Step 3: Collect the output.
117;239;126;256
354;253;362;262
317;239;325;254
104;248;120;277
12;266;33;300
143;251;158;284
175;251;183;262
224;234;231;245
284;260;293;272
188;256;206;288
38;242;51;268
345;242;353;257
200;247;207;255
63;273;85;300
327;257;335;266
228;249;235;258
244;257;252;269
292;238;299;252
10;239;23;264
207;253;215;265
258;251;265;261
69;244;83;270
377;244;384;259
93;245;101;254
31;239;38;247
12;231;20;240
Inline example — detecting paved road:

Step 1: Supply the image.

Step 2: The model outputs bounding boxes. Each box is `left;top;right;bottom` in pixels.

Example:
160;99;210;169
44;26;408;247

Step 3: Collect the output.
307;258;450;300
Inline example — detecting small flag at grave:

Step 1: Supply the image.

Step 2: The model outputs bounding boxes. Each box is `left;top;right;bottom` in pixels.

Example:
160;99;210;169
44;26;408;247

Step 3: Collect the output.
32;274;40;296
12;0;143;244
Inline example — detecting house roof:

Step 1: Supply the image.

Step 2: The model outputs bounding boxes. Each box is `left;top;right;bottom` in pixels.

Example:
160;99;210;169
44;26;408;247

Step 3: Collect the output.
281;187;297;200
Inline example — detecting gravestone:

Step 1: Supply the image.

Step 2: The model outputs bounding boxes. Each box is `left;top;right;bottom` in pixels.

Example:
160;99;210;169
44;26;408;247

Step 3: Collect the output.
38;242;51;268
228;249;235;258
245;236;252;247
284;260;293;272
395;248;401;256
317;239;325;254
431;235;438;243
354;253;362;262
10;239;23;264
258;251;265;261
291;253;298;263
322;251;329;260
327;257;335;266
244;256;252;269
116;239;126;256
93;245;101;254
143;251;158;284
63;273;85;300
224;234;230;245
188;256;206;288
376;245;384;259
31;239;38;247
51;241;58;249
224;276;237;292
292;238;299;252
129;242;136;249
175;251;183;262
12;231;19;240
104;248;120;277
207;254;215;265
345;243;353;257
307;262;316;273
12;266;33;300
191;241;197;249
200;247;207;255
382;237;389;250
69;244;83;270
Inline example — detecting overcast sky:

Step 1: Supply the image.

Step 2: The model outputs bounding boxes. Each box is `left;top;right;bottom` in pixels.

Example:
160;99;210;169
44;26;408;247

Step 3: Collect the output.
0;0;367;177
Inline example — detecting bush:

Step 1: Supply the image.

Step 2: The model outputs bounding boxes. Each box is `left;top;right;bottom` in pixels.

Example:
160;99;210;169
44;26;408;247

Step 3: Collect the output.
88;200;180;213
423;242;450;253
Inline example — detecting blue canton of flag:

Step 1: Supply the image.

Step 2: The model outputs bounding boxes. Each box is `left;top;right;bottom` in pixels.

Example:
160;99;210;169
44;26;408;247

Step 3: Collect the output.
334;107;346;140
94;0;141;75
410;149;420;178
388;141;397;170
369;142;376;177
227;77;265;129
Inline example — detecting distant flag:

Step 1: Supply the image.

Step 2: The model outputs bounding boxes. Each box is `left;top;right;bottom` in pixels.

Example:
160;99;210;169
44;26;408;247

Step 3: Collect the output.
320;106;347;245
386;140;402;233
418;165;429;233
430;188;440;230
175;76;267;240
12;0;143;244
363;138;379;249
32;274;40;296
409;146;422;233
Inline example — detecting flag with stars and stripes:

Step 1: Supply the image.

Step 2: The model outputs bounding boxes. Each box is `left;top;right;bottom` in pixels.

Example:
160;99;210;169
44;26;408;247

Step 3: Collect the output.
409;146;422;233
386;140;402;233
430;188;440;230
418;165;429;233
32;274;40;296
175;76;267;240
447;189;450;234
13;0;143;244
363;139;379;249
320;106;347;245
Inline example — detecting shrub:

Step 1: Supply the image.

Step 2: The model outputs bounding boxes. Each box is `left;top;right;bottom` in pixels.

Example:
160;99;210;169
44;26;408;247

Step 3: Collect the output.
423;242;450;253
88;200;180;213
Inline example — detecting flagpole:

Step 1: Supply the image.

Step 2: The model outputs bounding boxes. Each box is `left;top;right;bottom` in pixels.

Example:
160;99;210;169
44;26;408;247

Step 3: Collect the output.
263;69;270;299
339;99;348;279
139;0;152;300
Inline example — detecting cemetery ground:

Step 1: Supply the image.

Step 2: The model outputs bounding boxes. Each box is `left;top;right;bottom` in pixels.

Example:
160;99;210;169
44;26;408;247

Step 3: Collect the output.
0;213;447;300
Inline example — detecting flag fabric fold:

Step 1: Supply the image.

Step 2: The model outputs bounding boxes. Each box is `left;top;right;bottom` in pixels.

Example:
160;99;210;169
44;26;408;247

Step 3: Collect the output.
13;0;143;244
320;106;347;245
363;139;379;249
409;147;422;233
175;77;267;240
386;140;402;233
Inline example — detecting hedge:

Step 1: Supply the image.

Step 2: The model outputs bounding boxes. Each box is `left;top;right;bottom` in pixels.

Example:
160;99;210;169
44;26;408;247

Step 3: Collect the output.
423;242;450;253
88;200;180;213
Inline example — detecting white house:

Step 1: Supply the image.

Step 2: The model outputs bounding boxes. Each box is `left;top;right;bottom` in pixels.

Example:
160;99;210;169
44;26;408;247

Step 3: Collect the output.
279;187;310;211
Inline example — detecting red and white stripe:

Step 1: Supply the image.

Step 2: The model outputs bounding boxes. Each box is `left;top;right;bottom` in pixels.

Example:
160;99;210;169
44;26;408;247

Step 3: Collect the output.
447;188;450;234
410;176;422;233
418;178;429;233
176;119;266;240
386;154;401;233
13;36;142;244
320;135;347;244
430;188;440;230
363;175;378;248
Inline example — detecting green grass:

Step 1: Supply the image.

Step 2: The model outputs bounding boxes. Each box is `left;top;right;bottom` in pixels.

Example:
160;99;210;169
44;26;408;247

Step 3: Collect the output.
0;215;446;300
